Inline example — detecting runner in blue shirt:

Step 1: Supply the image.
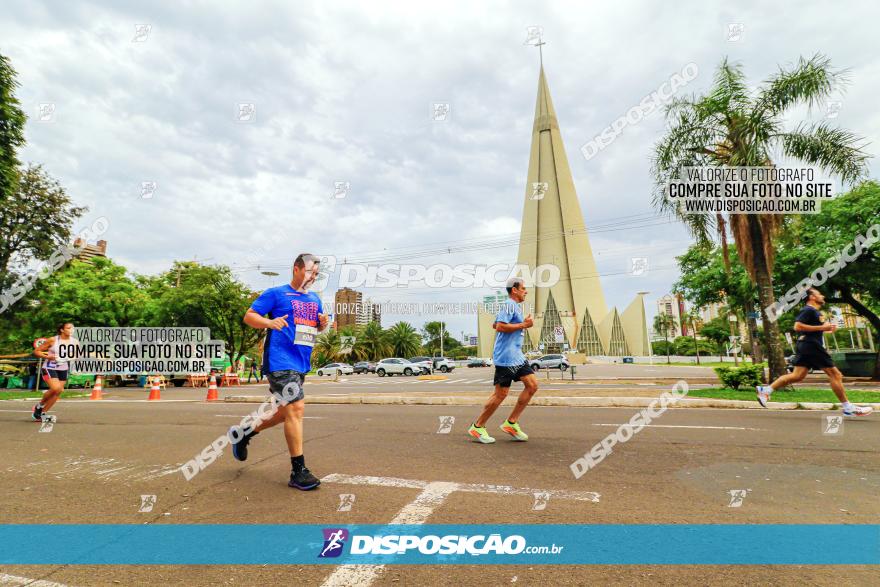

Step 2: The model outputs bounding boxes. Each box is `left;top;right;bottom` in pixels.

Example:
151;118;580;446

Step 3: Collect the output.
469;277;540;443
229;253;331;490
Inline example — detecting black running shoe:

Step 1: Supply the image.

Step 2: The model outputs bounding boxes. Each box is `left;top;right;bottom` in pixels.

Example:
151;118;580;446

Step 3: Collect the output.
32;404;43;422
229;427;255;461
289;467;321;490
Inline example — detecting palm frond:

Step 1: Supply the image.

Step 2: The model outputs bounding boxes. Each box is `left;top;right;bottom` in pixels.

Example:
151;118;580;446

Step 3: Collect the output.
776;122;870;184
754;53;844;117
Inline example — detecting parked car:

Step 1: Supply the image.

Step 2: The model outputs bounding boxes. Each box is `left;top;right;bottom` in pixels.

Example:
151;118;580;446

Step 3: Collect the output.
353;361;376;374
432;357;456;373
529;354;570;371
408;356;434;374
467;358;490;368
376;358;420;377
316;363;354;376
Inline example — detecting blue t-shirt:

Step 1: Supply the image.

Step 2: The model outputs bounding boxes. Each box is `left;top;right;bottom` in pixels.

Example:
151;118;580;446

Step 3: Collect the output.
250;285;323;373
493;299;526;367
795;305;824;347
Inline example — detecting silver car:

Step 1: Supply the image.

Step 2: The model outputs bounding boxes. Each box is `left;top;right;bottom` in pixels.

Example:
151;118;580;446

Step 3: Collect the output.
376;358;420;377
529;354;570;371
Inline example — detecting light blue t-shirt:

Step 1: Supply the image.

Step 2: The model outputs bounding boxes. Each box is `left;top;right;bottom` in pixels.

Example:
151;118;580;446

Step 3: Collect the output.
250;285;323;373
493;298;525;367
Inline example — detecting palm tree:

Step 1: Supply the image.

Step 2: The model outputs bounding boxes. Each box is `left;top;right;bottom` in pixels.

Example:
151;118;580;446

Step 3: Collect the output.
385;321;422;358
653;313;678;364
358;321;391;361
314;329;342;366
653;54;870;379
680;309;703;365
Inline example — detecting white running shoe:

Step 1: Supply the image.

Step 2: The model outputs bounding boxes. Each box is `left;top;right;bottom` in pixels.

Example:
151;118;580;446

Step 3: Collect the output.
755;385;772;408
842;405;873;417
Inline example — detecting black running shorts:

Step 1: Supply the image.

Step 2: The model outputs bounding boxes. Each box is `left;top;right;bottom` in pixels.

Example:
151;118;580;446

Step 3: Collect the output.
267;369;306;403
493;362;535;388
791;341;835;370
42;368;68;382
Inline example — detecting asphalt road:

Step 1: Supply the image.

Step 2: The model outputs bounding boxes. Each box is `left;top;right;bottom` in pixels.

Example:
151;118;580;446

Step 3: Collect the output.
1;391;877;586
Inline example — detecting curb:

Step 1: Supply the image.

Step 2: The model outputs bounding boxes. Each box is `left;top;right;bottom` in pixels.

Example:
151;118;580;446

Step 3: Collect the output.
223;395;880;410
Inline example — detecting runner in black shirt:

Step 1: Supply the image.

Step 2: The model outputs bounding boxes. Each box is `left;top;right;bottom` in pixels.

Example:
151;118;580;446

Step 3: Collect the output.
756;288;872;416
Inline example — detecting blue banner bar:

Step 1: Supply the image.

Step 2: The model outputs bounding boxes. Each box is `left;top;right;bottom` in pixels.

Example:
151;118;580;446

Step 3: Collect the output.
0;525;876;565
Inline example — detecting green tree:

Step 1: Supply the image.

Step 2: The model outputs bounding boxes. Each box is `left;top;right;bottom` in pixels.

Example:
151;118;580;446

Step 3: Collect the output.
679;309;703;364
0;164;86;292
152;263;261;365
357;321;391;361
385;321;421;358
700;316;733;360
772;181;880;377
653;313;678;364
0;54;26;211
653;54;871;379
422;321;460;356
314;329;343;367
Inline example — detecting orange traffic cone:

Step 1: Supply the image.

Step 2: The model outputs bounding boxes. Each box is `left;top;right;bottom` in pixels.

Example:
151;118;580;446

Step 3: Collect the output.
89;376;103;400
147;377;161;401
205;375;219;401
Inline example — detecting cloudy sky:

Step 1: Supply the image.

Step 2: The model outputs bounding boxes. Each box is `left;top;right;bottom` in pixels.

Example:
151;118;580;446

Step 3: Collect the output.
3;0;879;339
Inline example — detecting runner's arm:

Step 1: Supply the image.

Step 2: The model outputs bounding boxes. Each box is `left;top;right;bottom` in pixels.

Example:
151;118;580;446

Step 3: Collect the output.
33;337;55;359
494;321;525;333
244;309;288;331
794;321;832;332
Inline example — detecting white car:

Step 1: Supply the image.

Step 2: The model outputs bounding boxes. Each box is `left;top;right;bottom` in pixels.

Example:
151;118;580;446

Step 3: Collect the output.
376;358;421;377
316;363;354;376
529;354;570;371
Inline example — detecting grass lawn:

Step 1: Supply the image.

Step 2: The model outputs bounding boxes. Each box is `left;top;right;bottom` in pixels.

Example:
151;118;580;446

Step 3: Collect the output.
688;387;880;403
0;390;89;401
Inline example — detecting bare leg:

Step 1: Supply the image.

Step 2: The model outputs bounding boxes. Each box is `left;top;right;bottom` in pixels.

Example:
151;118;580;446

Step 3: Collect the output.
41;379;65;411
475;385;509;428
252;404;285;433
769;366;808;390
507;374;539;423
822;367;849;403
281;400;305;456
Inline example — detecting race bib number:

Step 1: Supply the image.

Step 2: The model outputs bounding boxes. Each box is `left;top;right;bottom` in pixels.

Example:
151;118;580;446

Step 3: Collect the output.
294;325;317;347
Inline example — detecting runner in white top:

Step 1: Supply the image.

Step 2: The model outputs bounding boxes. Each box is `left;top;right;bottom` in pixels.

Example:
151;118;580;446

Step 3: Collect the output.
32;322;78;421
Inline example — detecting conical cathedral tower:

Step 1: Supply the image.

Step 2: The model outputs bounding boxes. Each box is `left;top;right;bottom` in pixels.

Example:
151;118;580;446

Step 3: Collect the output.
477;66;648;358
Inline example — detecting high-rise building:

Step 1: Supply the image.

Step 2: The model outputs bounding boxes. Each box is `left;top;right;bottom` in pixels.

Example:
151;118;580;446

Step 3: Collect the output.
73;239;108;263
334;287;362;329
477;66;648;357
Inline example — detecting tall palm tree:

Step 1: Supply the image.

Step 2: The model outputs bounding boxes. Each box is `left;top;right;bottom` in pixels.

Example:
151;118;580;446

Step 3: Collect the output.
653;54;870;379
653;313;678;364
680;309;703;365
385;321;422;358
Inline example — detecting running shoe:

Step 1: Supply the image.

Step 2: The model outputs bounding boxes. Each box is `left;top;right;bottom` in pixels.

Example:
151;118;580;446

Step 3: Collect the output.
229;427;255;461
755;385;773;408
468;423;495;444
32;404;43;422
500;420;529;441
842;405;873;417
289;467;321;490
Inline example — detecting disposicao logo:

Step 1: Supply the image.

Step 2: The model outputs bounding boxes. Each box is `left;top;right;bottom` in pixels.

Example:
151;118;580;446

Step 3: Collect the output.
319;528;348;558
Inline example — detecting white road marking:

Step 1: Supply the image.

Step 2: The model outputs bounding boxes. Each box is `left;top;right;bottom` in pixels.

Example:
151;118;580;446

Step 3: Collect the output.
0;573;71;587
319;473;599;586
592;423;763;431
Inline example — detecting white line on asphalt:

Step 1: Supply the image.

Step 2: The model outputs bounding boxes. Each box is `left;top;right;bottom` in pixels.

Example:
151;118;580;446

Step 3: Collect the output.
591;423;764;431
319;473;599;586
0;573;71;587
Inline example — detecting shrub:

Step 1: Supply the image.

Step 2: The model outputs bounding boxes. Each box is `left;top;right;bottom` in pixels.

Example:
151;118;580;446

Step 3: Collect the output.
714;363;766;390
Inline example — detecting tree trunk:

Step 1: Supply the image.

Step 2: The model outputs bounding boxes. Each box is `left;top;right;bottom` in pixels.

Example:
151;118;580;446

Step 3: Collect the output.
691;327;700;365
743;298;763;363
747;216;786;380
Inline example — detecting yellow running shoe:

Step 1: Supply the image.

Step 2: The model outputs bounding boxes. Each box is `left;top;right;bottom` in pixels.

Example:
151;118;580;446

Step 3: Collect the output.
500;420;528;441
468;423;496;444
